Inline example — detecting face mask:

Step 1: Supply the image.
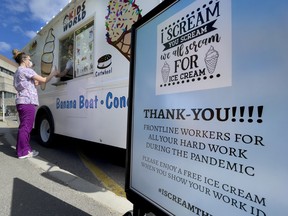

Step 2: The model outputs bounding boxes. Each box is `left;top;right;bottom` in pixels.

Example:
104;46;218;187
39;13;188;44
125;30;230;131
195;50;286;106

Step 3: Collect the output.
27;60;33;68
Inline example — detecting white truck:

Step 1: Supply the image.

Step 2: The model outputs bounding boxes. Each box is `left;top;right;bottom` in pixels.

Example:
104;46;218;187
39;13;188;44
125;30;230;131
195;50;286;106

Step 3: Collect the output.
22;0;162;148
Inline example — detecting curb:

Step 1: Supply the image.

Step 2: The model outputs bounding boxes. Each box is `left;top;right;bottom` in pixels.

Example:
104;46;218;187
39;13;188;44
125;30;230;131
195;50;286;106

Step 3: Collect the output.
0;119;19;128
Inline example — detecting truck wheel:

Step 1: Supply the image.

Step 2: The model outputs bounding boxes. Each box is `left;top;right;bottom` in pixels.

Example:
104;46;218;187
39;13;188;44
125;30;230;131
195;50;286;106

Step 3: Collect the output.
38;114;55;147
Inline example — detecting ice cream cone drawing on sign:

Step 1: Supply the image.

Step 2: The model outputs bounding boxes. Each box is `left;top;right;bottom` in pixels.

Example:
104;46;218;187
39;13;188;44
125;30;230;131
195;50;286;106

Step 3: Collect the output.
161;62;170;83
205;46;219;74
41;28;55;90
105;0;142;61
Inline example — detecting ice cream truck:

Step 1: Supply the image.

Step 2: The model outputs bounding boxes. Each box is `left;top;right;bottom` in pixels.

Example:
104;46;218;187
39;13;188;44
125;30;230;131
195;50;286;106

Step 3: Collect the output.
22;0;162;148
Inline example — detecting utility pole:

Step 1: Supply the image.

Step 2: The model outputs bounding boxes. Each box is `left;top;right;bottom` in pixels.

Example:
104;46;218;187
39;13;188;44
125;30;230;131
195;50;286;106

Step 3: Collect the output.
1;91;5;122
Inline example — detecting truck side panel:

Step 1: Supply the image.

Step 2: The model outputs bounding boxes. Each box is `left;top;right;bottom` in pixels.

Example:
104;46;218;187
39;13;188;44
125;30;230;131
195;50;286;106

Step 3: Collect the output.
23;0;161;148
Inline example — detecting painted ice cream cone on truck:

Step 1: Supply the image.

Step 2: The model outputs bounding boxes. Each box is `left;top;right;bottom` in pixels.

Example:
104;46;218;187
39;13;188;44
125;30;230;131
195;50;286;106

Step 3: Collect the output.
204;46;219;74
41;28;55;90
105;0;142;61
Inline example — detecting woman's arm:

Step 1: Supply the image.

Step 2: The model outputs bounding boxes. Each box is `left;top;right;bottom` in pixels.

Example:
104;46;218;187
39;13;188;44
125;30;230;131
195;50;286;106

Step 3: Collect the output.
56;68;69;78
32;70;58;83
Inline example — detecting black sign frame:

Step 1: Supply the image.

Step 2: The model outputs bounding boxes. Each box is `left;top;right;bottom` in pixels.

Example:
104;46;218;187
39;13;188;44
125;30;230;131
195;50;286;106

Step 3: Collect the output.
125;0;178;215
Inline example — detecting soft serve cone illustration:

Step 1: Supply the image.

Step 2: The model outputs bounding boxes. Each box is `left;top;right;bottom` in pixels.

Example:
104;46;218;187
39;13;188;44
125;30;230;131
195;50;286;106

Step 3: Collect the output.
161;62;170;83
41;28;55;90
204;46;219;74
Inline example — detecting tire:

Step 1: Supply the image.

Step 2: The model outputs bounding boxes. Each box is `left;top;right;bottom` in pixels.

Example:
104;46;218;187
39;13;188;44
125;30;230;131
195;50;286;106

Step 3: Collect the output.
38;114;55;147
123;211;133;216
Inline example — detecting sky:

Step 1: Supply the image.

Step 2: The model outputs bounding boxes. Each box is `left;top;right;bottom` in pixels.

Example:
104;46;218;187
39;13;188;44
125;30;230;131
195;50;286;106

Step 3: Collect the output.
0;0;69;60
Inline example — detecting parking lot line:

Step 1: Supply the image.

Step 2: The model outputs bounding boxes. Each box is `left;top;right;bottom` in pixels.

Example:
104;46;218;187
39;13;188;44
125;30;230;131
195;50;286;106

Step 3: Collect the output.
79;152;126;197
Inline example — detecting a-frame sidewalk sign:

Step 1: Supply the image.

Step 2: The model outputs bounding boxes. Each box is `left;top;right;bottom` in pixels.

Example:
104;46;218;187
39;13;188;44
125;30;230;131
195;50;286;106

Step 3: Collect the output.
125;0;288;215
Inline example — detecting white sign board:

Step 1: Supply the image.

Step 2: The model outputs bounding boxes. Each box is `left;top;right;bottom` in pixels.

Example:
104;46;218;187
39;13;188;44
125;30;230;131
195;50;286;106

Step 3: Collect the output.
127;0;288;215
156;0;231;95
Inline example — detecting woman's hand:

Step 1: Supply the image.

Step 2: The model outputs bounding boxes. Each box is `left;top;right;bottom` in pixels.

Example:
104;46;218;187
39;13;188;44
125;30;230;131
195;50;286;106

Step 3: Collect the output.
34;80;39;86
52;66;60;77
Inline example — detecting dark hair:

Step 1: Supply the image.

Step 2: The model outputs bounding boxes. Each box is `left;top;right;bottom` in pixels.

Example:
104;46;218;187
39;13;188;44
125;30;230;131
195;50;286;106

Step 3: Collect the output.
12;49;28;65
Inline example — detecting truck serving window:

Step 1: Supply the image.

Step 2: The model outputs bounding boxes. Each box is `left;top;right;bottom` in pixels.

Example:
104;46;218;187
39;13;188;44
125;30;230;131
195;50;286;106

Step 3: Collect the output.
58;21;94;81
59;35;74;81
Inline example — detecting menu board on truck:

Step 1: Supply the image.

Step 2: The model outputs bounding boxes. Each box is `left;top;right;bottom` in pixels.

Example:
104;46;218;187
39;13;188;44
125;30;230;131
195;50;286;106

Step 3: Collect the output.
75;21;94;77
126;0;288;215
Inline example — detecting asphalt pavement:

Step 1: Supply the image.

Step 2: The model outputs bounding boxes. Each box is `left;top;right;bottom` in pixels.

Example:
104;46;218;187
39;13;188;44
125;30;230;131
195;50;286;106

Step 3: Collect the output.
0;118;133;216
